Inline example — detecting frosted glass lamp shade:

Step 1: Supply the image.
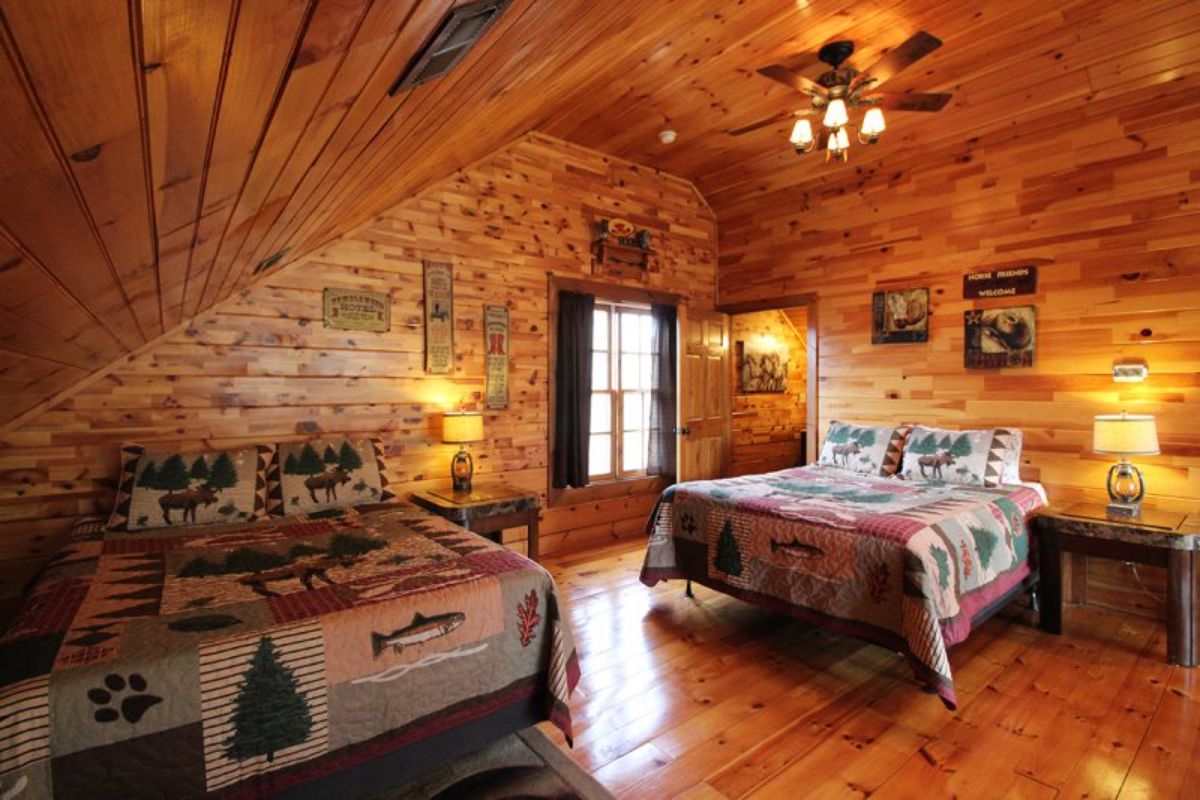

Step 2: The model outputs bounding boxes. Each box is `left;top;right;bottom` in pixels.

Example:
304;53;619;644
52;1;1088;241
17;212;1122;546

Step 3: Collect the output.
823;98;849;128
861;107;886;136
789;118;814;146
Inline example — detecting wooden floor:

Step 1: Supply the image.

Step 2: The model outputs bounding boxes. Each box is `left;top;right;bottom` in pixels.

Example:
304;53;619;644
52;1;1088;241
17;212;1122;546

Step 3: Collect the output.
537;539;1200;799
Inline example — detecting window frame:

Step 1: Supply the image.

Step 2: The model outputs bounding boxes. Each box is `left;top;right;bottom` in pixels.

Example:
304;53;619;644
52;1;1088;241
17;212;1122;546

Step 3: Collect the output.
587;300;653;482
547;277;681;509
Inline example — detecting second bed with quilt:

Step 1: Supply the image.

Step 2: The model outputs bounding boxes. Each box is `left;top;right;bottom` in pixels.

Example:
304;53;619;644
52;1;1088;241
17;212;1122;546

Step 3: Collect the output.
640;463;1045;708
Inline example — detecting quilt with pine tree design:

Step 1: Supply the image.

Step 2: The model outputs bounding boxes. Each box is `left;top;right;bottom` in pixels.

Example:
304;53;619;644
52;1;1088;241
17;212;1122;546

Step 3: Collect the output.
640;465;1044;708
0;504;578;799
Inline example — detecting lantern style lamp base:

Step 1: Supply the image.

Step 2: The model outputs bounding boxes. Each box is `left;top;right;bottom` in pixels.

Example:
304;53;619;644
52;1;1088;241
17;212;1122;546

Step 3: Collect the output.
451;446;474;493
1106;459;1144;518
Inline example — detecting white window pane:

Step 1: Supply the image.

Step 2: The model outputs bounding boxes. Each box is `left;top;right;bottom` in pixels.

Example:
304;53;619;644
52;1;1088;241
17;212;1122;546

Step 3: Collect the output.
590;394;611;433
621;311;641;353
641;314;654;352
623;392;643;432
589;434;611;476
592;308;608;350
622;431;645;472
640;354;653;390
592;352;609;390
621;351;642;390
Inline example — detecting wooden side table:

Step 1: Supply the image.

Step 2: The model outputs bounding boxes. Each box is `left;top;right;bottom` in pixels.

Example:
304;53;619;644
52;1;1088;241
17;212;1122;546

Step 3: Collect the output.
1035;502;1199;666
409;484;541;561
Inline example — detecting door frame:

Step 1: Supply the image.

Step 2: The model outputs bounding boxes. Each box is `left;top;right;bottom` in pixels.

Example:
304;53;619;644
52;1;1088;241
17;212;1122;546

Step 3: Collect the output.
716;293;819;465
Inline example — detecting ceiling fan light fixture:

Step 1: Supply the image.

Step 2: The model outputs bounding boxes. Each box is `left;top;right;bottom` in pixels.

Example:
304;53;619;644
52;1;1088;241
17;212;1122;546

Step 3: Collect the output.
859;107;886;143
822;97;849;129
862;107;885;135
789;118;815;150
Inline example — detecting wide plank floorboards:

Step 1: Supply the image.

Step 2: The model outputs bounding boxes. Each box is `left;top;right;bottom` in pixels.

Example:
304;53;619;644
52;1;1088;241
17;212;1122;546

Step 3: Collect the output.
536;538;1199;799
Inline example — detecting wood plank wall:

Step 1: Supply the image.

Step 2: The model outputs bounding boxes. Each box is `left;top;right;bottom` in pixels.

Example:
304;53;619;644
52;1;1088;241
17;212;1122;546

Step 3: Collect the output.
729;309;807;476
0;133;716;603
717;84;1200;615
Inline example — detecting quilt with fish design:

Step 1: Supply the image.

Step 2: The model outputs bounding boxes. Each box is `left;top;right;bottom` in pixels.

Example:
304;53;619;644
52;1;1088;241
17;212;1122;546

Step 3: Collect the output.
0;503;578;799
640;465;1044;708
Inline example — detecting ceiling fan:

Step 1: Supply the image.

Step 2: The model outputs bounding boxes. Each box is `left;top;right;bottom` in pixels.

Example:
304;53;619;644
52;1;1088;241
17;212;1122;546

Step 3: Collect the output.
731;31;953;162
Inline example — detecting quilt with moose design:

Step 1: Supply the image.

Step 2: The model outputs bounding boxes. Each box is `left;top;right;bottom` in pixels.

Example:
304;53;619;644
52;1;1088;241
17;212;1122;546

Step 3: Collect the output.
640;465;1044;708
0;503;578;799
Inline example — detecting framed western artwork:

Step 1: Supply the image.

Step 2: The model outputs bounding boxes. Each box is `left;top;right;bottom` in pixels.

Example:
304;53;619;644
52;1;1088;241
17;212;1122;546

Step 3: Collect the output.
964;306;1036;368
423;260;454;374
740;338;788;393
872;288;929;344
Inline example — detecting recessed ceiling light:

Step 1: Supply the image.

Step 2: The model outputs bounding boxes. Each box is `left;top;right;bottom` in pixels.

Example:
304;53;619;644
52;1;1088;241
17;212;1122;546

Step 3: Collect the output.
658;129;677;145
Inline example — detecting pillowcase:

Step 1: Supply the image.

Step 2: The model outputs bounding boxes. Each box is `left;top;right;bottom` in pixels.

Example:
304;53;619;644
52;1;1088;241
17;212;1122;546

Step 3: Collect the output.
108;444;273;531
270;437;396;515
899;425;1017;487
817;421;910;477
1000;428;1024;484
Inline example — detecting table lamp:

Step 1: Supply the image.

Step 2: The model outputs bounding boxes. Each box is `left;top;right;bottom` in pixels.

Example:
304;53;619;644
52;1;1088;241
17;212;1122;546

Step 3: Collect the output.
443;411;484;492
1092;412;1158;518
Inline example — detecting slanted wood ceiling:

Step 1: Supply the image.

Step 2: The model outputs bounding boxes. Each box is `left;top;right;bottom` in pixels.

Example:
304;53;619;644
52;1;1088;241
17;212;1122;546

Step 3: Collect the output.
1;0;1198;426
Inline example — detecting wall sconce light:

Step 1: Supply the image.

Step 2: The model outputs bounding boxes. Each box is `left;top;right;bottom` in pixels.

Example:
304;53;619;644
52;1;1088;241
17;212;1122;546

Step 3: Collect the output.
1112;359;1149;382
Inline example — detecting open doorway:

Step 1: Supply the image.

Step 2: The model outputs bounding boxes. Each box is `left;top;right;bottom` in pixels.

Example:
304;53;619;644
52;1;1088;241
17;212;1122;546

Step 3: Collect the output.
718;294;818;475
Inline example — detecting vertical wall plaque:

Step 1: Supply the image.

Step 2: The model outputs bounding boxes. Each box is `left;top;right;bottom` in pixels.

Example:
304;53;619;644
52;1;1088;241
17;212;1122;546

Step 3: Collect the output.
423;261;454;374
484;305;509;409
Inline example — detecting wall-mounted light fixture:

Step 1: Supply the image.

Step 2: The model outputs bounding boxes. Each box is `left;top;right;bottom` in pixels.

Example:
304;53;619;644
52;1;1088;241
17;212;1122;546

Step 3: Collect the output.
1112;359;1149;383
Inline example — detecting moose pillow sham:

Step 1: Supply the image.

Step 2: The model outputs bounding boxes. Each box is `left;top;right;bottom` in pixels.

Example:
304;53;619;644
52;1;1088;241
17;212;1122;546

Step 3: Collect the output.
816;421;910;477
107;444;273;531
271;437;396;515
899;425;1018;487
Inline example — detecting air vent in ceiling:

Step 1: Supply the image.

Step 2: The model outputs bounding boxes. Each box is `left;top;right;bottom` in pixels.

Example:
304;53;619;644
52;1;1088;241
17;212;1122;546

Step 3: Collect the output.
389;0;511;95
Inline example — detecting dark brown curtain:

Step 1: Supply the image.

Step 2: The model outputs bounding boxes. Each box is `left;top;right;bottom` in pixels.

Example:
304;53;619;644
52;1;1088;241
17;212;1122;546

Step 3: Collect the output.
552;291;595;488
647;303;678;484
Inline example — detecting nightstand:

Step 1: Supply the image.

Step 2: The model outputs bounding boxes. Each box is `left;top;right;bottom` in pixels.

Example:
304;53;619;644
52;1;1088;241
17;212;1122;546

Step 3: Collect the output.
1035;503;1200;666
409;484;540;561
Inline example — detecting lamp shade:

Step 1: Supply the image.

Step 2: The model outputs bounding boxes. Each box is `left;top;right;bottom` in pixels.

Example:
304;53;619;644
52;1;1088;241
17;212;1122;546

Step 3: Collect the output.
1093;413;1159;456
443;412;484;444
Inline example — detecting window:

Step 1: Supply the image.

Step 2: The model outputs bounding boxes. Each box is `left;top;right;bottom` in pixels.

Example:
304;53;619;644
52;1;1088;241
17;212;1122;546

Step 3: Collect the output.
588;301;654;479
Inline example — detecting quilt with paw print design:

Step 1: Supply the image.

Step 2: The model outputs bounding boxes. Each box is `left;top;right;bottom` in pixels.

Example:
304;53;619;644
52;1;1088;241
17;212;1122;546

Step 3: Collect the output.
0;503;577;799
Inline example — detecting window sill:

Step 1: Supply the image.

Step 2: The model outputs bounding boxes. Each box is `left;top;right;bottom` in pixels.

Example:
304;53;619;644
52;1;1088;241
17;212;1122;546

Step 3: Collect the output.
548;474;665;509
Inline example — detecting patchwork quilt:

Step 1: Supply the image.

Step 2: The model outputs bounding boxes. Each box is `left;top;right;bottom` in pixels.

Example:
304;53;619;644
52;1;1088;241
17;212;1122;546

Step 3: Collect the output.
0;504;579;799
640;465;1044;708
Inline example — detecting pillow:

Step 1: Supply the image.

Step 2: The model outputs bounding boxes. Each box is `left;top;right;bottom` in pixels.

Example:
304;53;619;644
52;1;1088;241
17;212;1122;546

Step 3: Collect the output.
817;421;910;477
1000;428;1024;484
899;425;1017;487
270;437;396;515
108;444;274;531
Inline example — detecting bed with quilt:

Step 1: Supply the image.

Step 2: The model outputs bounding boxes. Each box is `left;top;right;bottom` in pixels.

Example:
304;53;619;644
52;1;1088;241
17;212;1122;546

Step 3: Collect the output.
0;502;578;799
640;422;1045;709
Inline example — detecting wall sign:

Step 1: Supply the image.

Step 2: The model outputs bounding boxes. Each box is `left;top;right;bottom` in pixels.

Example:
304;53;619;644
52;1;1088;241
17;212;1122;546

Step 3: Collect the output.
871;288;929;344
322;288;390;332
423;261;454;374
963;265;1038;299
484;305;509;409
964;306;1036;369
592;217;655;281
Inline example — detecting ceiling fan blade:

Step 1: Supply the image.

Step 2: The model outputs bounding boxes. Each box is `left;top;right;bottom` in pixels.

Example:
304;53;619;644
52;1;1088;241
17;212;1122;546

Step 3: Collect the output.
852;31;942;90
757;64;826;96
727;110;796;136
870;91;953;112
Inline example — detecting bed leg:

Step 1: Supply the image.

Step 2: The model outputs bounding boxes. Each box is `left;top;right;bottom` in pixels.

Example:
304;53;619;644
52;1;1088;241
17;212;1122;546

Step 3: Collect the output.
684;580;694;598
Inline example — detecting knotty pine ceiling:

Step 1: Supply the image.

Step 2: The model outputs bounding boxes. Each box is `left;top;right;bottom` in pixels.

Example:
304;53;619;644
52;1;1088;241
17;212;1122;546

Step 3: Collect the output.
1;0;1197;426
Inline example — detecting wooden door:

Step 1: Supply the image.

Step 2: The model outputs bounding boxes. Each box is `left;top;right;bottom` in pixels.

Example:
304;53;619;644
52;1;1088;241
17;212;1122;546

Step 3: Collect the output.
678;308;730;482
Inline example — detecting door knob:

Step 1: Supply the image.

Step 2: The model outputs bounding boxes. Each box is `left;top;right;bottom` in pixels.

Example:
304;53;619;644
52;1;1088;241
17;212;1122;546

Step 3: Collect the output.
676;426;692;436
